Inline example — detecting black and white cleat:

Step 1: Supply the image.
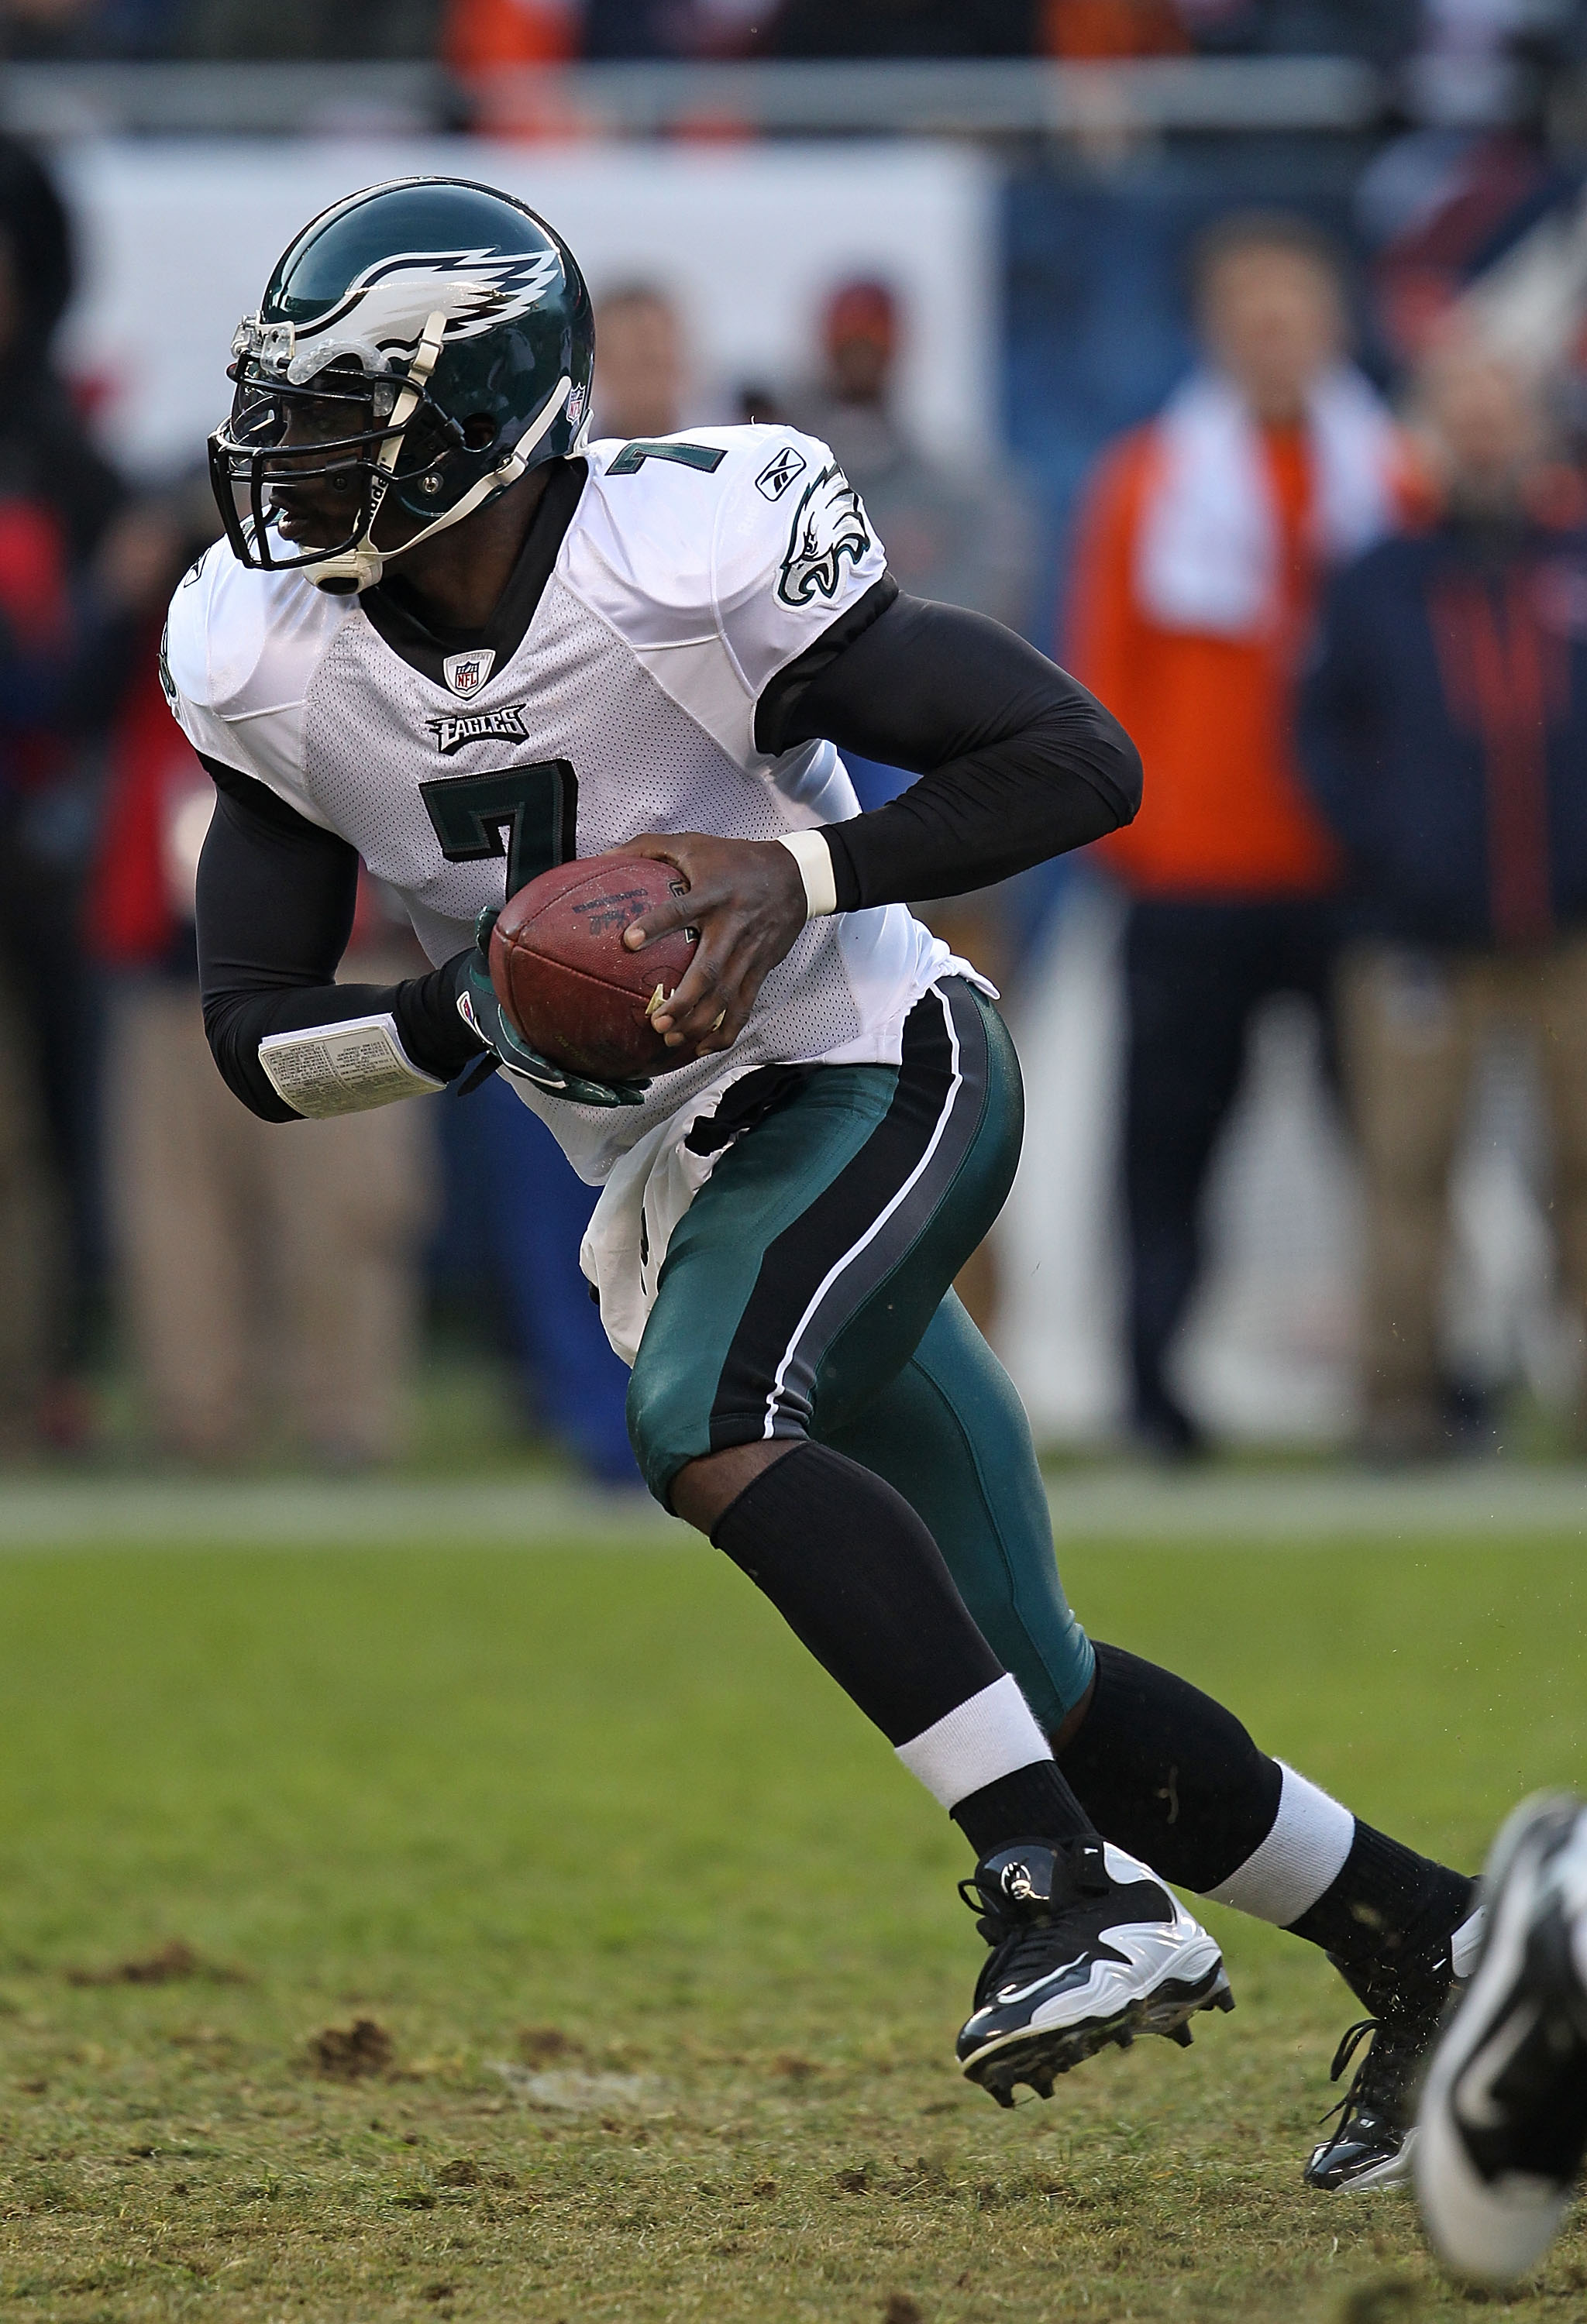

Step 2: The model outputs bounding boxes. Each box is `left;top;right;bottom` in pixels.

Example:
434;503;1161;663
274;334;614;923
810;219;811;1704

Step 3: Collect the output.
1416;1793;1587;2284
1305;1899;1485;2192
955;1835;1232;2107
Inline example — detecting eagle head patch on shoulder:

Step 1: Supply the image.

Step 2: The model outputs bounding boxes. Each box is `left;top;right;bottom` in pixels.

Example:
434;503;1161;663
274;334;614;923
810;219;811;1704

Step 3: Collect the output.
776;462;871;608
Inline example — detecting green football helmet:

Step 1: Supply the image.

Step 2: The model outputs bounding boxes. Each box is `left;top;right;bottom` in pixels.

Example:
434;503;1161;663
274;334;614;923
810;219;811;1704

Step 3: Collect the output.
208;175;594;593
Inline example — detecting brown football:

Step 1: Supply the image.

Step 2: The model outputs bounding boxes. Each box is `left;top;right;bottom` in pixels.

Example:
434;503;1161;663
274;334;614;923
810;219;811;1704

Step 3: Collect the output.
488;853;699;1082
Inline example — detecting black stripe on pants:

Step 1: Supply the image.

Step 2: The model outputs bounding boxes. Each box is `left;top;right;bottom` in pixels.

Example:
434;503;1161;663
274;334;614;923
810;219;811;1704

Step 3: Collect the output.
707;978;990;1450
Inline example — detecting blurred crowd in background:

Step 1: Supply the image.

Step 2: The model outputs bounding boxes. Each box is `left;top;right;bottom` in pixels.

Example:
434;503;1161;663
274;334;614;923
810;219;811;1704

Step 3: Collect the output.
4;0;1587;1480
0;0;1567;66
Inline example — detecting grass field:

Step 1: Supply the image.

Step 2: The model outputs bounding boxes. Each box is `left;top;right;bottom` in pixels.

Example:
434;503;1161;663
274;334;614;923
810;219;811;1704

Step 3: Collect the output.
2;1518;1585;2322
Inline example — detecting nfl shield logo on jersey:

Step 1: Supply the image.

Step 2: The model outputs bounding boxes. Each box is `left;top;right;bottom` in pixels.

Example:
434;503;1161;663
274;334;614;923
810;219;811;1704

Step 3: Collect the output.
443;648;496;699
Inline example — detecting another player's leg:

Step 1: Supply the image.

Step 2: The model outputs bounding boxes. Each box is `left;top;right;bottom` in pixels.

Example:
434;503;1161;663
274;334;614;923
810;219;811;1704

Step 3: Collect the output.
842;1285;1480;2182
626;979;1228;2101
1414;1793;1587;2284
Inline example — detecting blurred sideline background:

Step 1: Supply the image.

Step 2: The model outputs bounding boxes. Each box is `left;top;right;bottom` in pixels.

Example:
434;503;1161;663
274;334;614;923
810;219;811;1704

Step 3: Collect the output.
2;0;1587;1485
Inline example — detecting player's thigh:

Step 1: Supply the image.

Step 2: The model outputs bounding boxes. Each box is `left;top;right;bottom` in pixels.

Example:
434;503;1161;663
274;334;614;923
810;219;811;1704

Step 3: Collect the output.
627;1065;894;1503
628;978;1021;1506
821;1291;1093;1732
793;982;1022;1438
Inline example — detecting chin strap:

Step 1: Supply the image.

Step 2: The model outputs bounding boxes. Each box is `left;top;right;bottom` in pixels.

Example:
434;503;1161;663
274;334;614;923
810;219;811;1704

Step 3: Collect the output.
305;347;574;596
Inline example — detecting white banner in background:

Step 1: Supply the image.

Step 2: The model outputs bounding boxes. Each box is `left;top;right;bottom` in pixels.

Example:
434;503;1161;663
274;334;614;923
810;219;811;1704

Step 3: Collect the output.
53;137;997;483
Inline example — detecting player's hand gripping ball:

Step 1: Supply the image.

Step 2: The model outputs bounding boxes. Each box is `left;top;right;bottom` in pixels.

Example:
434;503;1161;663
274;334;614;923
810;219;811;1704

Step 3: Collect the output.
488;854;700;1084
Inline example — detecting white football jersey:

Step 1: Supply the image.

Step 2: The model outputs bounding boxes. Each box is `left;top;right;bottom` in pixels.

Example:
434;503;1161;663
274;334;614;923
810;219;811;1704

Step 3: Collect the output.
164;424;950;1182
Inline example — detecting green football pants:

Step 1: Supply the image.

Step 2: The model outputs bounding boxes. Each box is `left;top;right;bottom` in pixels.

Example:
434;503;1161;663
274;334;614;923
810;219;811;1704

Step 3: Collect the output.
625;978;1094;1729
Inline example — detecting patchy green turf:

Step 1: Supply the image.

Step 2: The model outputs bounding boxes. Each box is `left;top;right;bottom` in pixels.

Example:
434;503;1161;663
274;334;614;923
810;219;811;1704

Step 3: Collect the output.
1;1529;1584;2324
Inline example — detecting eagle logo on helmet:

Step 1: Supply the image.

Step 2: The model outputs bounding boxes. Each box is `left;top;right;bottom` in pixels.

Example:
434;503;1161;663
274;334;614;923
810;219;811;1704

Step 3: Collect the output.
776;462;872;607
268;246;563;380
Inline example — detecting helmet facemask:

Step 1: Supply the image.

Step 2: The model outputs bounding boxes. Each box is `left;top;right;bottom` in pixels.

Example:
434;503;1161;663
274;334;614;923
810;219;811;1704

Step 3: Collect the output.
210;184;594;594
209;308;571;595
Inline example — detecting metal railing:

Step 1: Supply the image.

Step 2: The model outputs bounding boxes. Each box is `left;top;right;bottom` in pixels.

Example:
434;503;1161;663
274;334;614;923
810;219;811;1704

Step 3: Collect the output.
0;54;1387;140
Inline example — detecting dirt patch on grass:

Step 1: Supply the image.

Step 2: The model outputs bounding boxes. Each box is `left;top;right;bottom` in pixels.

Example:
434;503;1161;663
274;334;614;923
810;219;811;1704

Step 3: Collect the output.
518;2026;583;2065
306;2018;394;2078
64;1939;249;1988
1338;2286;1420;2324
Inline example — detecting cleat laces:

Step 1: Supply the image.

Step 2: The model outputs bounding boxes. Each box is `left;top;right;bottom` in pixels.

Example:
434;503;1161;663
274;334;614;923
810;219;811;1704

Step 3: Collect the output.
1318;2015;1418;2139
959;1880;1078;2005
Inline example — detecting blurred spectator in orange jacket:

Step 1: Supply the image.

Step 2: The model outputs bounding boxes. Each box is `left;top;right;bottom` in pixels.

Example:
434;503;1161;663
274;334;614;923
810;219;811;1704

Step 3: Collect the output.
442;0;577;64
1065;211;1407;1456
444;0;768;72
1040;0;1186;56
441;0;580;130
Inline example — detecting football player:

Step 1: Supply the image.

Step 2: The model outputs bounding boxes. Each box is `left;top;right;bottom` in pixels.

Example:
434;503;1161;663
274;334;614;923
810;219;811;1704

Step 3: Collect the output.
1416;1794;1587;2281
169;175;1479;2162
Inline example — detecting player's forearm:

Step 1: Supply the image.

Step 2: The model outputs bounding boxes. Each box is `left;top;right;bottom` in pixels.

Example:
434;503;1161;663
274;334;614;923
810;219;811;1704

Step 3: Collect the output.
201;964;477;1122
824;727;1134;909
759;593;1141;910
195;765;481;1120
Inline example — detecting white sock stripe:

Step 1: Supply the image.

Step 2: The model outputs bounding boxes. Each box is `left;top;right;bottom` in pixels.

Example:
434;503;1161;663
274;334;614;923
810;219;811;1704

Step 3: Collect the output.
894;1673;1051;1810
1204;1762;1355;1926
763;985;966;1437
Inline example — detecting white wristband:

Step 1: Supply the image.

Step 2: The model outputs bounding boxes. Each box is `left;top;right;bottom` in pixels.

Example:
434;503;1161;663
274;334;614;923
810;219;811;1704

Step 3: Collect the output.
258;1013;443;1118
776;829;838;920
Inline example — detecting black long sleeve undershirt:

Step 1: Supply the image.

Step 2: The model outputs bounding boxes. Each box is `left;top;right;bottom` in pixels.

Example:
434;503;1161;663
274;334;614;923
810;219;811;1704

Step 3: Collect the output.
756;585;1141;911
196;591;1140;1120
195;758;483;1122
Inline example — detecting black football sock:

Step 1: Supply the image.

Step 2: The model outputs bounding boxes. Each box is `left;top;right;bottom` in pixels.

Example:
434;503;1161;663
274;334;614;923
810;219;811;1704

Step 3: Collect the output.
1059;1643;1475;1964
1056;1642;1283;1889
1286;1824;1477;1974
950;1759;1092;1858
711;1442;1091;1848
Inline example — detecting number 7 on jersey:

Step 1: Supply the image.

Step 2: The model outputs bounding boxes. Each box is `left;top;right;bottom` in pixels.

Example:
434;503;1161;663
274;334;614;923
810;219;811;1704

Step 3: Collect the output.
419;760;578;899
